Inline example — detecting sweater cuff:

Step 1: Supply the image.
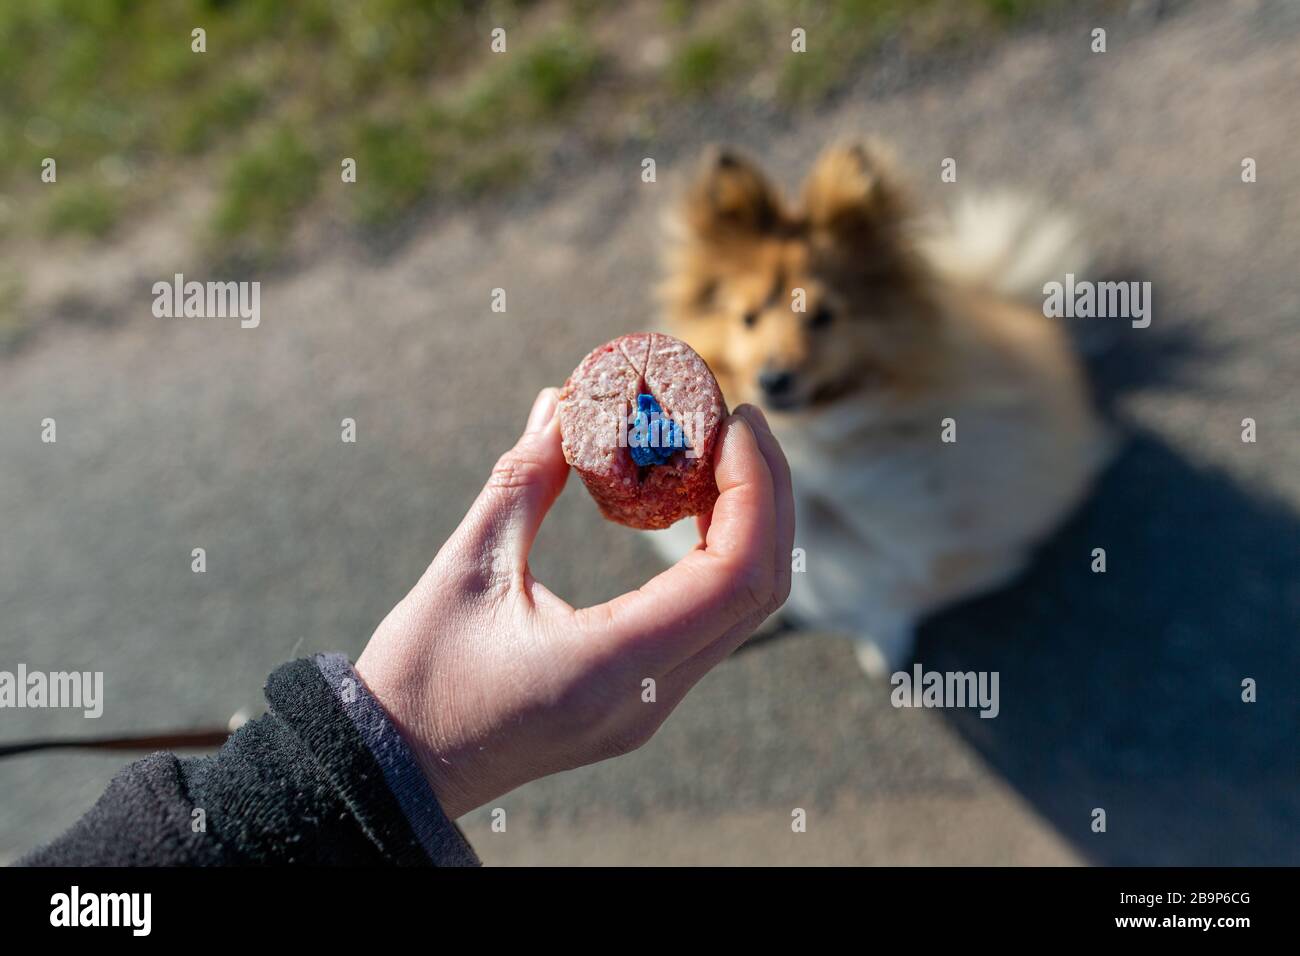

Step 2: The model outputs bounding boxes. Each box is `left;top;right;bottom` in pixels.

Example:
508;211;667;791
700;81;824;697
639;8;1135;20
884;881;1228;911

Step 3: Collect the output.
265;655;479;867
312;653;480;866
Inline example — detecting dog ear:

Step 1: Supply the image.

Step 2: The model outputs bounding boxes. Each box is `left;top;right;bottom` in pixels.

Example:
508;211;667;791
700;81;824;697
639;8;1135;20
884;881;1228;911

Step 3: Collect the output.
801;141;909;242
681;147;783;240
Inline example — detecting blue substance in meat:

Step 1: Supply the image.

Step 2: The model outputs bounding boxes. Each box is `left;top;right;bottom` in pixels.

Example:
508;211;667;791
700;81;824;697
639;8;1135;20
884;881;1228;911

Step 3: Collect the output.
628;393;688;467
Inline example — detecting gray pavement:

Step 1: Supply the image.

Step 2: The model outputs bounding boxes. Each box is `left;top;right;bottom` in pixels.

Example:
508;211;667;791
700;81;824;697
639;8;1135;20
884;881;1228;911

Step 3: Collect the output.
2;0;1297;864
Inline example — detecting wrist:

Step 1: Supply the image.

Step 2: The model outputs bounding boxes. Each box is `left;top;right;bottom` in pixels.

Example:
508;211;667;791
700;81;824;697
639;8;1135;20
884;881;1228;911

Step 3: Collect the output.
353;652;481;820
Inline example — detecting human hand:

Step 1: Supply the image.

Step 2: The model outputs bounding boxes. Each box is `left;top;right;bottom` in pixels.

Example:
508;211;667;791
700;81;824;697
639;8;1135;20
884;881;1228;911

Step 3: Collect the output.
354;387;794;819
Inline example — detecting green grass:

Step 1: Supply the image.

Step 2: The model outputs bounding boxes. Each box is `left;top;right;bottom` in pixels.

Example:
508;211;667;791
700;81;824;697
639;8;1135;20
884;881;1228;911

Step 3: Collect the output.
212;127;320;258
348;121;435;225
342;28;598;226
44;182;120;238
981;0;1049;19
0;0;1061;260
0;0;490;254
775;0;913;102
770;0;1060;101
169;80;266;155
669;36;734;95
459;29;602;124
660;0;694;28
516;32;602;115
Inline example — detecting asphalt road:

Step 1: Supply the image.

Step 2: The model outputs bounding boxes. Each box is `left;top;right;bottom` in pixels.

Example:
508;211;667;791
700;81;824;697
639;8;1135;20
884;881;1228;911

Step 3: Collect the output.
2;0;1297;864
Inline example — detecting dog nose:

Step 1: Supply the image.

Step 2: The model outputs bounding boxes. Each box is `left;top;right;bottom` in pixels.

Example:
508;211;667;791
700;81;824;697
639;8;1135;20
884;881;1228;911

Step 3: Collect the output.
758;369;796;398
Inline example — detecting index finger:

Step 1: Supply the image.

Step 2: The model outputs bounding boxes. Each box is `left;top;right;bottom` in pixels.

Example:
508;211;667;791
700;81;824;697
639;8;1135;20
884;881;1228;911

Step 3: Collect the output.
576;413;780;670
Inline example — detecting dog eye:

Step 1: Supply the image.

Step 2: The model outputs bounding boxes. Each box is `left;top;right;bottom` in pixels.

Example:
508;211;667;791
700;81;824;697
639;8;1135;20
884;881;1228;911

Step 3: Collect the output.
807;305;834;330
742;310;759;328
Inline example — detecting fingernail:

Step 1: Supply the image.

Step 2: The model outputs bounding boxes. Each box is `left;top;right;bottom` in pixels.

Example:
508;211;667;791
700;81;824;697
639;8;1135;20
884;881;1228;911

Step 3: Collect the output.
525;388;558;434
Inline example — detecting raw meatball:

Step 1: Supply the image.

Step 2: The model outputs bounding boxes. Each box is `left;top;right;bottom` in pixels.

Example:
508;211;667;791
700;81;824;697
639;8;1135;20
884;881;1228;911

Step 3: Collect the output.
558;332;727;529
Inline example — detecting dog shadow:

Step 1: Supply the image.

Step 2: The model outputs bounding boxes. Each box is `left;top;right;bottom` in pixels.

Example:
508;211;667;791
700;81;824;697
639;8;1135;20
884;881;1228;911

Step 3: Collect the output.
920;427;1300;865
745;297;1298;863
919;285;1299;864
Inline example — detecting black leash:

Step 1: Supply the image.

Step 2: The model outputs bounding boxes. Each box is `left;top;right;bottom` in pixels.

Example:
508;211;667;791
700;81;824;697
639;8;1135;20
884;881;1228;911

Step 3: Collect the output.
0;727;233;759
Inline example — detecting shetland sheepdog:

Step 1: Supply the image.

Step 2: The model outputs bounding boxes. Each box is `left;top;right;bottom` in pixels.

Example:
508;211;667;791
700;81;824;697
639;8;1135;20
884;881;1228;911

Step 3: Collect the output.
647;142;1111;675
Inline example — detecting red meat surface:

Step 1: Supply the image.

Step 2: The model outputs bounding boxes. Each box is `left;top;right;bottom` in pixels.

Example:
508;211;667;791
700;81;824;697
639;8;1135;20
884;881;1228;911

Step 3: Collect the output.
558;332;727;529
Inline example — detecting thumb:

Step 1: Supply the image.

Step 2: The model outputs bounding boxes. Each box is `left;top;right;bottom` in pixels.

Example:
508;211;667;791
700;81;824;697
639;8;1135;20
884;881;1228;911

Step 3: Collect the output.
449;388;568;582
